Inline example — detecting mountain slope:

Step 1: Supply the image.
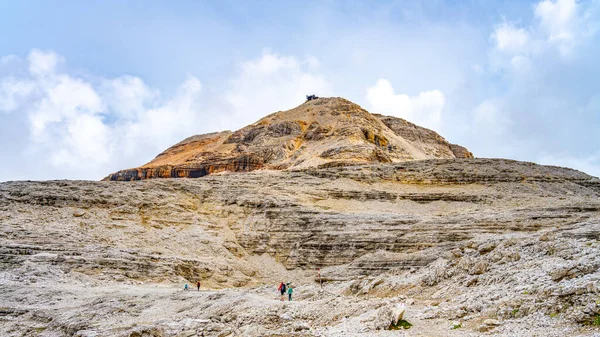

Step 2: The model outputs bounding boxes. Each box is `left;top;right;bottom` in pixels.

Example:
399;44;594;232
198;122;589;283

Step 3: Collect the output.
9;98;600;336
105;97;472;181
2;159;600;336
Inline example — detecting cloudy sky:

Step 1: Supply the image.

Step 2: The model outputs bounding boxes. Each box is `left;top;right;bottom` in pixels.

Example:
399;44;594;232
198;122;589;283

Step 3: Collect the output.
1;0;599;181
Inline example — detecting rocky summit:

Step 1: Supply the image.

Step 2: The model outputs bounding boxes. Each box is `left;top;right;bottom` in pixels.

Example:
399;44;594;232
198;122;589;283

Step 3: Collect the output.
2;98;600;337
105;97;472;181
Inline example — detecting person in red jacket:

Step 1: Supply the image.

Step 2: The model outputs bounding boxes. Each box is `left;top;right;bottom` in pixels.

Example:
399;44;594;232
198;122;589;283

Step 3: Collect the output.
197;281;201;291
278;282;286;301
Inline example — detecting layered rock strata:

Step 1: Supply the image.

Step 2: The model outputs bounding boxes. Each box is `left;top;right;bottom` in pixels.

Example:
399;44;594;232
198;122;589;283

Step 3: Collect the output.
2;159;600;335
3;159;599;283
105;98;472;181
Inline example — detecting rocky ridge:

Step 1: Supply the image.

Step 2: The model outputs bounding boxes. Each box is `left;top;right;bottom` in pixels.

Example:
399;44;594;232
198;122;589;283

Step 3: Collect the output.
105;97;472;181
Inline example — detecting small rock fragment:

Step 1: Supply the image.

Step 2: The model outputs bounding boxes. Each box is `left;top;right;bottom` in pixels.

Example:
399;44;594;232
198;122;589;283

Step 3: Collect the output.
177;330;196;337
470;261;489;275
73;210;86;217
478;242;497;254
465;276;478;287
483;319;501;326
293;322;311;331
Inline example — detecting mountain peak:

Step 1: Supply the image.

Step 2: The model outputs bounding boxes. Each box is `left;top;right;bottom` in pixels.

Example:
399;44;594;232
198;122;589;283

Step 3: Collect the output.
105;97;472;181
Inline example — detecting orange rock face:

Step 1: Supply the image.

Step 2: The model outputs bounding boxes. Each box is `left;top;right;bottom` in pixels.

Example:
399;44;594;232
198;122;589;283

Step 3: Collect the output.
104;97;473;181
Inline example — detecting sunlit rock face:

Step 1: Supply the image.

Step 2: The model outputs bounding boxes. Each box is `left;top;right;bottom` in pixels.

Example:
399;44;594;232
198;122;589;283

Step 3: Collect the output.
105;97;472;181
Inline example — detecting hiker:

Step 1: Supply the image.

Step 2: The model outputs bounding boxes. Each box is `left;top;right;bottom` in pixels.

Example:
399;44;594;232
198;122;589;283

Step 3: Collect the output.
184;284;189;291
287;283;293;301
278;281;286;301
317;268;322;289
197;281;201;291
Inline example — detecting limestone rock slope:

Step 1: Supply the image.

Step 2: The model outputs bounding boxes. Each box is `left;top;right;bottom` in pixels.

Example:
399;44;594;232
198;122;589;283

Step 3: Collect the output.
2;159;600;335
105;97;472;181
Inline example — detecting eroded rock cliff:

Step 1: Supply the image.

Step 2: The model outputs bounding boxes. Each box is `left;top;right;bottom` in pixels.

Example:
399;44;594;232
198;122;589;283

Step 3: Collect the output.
105;98;472;181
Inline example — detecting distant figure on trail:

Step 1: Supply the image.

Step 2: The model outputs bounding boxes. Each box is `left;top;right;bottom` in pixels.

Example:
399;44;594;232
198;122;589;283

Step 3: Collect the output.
197;281;201;291
317;268;322;289
184;284;189;291
278;282;287;301
287;283;293;301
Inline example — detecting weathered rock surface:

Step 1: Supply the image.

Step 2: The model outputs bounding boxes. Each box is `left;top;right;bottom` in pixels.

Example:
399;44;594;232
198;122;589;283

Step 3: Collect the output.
2;158;600;336
105;97;472;181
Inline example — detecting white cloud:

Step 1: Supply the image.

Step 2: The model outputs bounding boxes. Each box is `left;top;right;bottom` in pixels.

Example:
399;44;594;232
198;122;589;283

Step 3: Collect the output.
50;114;111;167
473;0;600;176
127;76;203;147
305;55;320;68
534;0;580;54
0;77;35;112
366;78;445;131
29;74;104;138
0;50;208;180
0;49;331;180
27;49;63;76
100;76;156;120
510;55;532;71
492;22;530;54
224;51;331;128
489;21;536;72
490;0;598;63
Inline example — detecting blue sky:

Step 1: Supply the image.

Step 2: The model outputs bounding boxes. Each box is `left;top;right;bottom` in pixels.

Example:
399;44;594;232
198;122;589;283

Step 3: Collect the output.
1;0;599;180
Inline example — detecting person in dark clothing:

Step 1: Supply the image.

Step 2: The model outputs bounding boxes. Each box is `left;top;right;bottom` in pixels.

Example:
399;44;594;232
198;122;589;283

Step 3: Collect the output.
278;282;286;301
197;281;201;291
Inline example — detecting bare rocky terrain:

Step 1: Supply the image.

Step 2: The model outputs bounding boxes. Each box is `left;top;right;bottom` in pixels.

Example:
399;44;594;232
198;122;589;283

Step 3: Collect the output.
2;98;600;336
105;98;471;181
2;159;600;336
